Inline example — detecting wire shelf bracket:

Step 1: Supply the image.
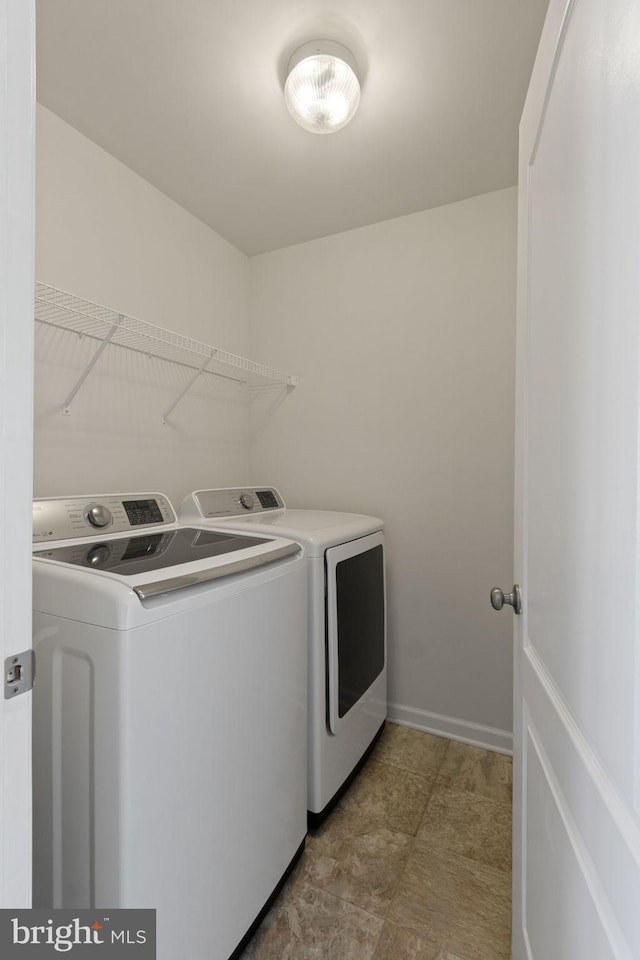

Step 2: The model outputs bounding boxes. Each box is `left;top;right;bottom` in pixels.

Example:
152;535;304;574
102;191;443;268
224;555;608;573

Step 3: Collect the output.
161;352;211;425
61;315;122;414
34;282;299;421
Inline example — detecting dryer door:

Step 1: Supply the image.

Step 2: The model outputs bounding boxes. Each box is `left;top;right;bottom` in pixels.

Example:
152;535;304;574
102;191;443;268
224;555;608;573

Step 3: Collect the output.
326;531;386;734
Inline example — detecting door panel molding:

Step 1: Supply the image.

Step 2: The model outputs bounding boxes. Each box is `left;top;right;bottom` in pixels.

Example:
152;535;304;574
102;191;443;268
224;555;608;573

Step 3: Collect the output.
520;0;578;168
528;0;578;166
523;656;640;952
525;727;625;960
525;646;640;865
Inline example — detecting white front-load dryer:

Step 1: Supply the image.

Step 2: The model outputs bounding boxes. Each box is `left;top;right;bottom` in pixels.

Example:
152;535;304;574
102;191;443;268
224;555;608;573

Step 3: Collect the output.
180;486;387;825
32;492;307;960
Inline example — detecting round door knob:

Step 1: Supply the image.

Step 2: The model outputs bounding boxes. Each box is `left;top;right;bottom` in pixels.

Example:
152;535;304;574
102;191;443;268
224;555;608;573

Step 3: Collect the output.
490;585;522;615
85;504;112;528
239;493;254;510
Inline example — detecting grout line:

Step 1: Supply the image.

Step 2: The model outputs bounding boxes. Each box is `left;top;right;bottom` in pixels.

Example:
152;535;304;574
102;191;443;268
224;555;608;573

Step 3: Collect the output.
426;782;514;808
412;834;514;882
368;918;388;960
298;875;391;925
378;831;418;920
369;755;442;787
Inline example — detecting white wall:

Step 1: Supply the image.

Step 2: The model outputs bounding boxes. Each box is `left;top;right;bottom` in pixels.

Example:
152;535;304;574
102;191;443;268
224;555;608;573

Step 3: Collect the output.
35;109;516;749
249;188;517;750
34;105;251;506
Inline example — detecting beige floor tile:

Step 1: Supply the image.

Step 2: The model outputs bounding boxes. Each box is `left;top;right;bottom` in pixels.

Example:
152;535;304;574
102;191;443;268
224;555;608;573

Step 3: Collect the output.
436;741;513;804
436;950;478;960
371;921;489;960
303;806;414;918
241;879;384;960
417;787;512;873
370;723;449;779
371;921;441;959
339;759;434;835
386;839;511;960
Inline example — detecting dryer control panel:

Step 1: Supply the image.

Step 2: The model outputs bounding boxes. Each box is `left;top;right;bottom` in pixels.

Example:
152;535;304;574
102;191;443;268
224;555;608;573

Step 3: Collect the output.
191;487;284;520
32;493;176;543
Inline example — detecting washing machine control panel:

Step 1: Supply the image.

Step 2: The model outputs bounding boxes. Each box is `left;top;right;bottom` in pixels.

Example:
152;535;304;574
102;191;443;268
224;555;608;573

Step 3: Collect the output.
32;493;176;543
85;504;112;528
192;487;284;519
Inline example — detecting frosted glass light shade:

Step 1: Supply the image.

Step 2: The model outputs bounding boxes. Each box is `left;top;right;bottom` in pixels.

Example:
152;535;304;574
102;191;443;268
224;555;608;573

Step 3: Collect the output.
284;41;360;135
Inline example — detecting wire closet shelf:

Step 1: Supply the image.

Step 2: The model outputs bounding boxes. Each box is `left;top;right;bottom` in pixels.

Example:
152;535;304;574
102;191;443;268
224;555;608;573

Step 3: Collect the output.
34;282;299;421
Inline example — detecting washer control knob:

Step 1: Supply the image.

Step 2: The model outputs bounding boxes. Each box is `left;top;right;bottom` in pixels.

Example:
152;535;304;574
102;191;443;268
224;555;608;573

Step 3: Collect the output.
86;544;111;566
239;493;254;510
85;504;112;528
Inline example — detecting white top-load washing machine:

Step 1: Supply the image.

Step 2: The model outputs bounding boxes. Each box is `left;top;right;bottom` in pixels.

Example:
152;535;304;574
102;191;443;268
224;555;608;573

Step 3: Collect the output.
180;487;387;825
32;492;307;960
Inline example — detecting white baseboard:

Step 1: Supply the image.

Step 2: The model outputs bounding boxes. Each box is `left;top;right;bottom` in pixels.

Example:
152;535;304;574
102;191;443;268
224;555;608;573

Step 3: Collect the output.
387;701;513;756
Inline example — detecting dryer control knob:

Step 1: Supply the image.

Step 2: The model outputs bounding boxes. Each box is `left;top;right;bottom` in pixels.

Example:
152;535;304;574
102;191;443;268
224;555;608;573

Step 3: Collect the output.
239;493;254;510
85;504;112;528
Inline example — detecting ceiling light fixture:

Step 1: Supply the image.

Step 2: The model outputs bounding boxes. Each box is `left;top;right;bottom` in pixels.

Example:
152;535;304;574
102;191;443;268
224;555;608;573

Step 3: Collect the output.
284;40;361;135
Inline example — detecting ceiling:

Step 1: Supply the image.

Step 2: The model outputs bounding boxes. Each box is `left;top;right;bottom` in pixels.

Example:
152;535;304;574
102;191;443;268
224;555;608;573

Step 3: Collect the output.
36;0;550;256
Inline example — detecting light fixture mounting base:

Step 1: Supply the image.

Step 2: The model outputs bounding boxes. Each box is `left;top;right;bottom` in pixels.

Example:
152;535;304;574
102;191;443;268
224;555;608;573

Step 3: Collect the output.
287;40;358;76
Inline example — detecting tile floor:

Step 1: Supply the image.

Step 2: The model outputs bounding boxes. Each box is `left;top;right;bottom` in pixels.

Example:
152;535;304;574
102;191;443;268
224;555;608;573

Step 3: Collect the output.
240;722;513;960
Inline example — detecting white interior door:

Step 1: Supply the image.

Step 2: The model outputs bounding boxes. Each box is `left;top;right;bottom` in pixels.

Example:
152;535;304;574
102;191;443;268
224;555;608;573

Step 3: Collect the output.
512;0;640;956
0;0;35;908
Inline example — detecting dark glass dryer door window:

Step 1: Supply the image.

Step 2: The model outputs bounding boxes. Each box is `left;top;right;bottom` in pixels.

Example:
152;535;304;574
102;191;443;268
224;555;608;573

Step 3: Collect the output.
326;532;386;734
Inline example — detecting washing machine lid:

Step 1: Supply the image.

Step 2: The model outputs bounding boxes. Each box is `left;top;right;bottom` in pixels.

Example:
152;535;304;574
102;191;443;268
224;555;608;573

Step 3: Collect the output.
181;488;383;555
33;527;270;577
